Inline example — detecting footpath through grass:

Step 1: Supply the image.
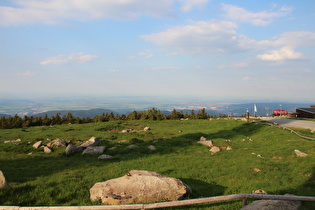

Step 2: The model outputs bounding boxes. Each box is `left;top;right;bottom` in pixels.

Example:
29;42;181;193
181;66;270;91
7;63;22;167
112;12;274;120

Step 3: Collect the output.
0;119;315;209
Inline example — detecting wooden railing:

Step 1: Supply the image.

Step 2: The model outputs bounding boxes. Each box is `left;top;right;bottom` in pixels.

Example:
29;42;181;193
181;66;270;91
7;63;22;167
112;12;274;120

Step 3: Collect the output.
2;194;315;210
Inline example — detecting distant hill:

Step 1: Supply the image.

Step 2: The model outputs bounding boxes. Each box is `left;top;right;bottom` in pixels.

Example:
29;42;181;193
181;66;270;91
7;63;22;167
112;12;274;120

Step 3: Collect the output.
0;114;12;118
31;108;116;118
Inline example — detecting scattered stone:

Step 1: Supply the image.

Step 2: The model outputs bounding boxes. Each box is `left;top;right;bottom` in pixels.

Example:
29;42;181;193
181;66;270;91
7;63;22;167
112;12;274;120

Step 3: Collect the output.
241;139;246;142
32;141;43;149
178;130;182;133
241;198;301;210
252;168;261;172
98;154;113;160
209;146;220;154
143;127;150;131
257;154;263;158
197;139;213;147
226;146;233;151
4;139;21;144
294;149;308;157
252;189;267;194
90;170;191;205
43;146;53;153
148;145;156;151
127;144;139;149
27;152;32;155
0;170;11;189
225;139;232;142
122;129;133;133
200;136;207;141
119;140;127;143
82;146;106;155
47;138;67;148
66;144;84;155
108;146;117;150
80;137;101;148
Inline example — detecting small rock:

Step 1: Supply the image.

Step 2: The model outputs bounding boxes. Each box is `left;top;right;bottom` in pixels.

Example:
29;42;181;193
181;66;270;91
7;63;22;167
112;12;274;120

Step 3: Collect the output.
148;145;156;151
32;141;43;149
294;149;308;157
82;146;106;155
226;146;233;151
252;189;267;194
127;144;139;149
0;170;11;189
197;140;213;147
80;137;101;148
144;127;150;131
200;136;207;141
98;154;113;160
4;139;21;144
252;168;261;172
122;129;133;133
47;139;67;148
43;146;53;153
209;146;220;154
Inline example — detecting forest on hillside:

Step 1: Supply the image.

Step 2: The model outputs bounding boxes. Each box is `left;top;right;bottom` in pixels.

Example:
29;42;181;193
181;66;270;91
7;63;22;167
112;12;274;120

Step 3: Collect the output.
0;108;228;129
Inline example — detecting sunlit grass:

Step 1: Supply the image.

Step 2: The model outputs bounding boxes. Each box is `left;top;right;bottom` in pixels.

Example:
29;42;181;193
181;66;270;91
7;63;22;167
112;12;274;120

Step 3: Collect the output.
0;119;314;209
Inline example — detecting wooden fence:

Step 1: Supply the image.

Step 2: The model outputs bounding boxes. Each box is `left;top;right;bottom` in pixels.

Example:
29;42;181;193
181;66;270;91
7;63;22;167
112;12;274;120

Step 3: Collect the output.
1;194;315;210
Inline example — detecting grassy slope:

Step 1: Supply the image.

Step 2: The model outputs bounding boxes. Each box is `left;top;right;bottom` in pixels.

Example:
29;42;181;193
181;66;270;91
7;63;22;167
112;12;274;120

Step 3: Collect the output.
0;119;315;209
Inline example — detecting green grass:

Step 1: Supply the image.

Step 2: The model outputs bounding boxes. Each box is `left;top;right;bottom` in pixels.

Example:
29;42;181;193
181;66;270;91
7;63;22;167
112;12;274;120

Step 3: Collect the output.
0;119;315;209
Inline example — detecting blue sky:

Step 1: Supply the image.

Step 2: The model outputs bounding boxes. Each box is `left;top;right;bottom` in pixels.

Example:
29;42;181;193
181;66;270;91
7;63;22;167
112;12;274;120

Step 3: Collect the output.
0;0;314;101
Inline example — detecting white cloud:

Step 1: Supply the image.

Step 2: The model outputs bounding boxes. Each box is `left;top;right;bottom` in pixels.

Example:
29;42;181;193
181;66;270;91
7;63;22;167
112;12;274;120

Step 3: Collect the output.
108;69;119;73
242;76;254;81
179;0;211;12
273;31;315;48
40;52;98;65
138;51;154;58
150;66;178;71
17;71;37;77
218;61;249;69
222;4;292;26
0;0;176;26
142;20;257;54
256;47;304;61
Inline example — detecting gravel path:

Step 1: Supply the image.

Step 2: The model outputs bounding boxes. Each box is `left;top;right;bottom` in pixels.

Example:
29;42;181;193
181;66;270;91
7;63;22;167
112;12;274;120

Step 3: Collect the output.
264;118;315;131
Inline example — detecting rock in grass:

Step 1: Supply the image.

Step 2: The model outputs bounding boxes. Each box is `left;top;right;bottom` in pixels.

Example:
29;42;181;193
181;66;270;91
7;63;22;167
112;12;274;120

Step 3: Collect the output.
66;144;84;155
209;146;220;154
82;146;106;155
98;154;113;160
294;149;308;157
241;199;301;210
90;170;191;205
127;144;139;149
47;139;67;148
32;141;43;149
43;146;53;153
80;137;101;148
0;170;11;189
148;145;156;151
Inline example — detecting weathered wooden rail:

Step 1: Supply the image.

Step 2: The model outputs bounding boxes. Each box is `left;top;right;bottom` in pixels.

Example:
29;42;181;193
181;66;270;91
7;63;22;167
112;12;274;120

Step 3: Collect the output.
1;194;315;210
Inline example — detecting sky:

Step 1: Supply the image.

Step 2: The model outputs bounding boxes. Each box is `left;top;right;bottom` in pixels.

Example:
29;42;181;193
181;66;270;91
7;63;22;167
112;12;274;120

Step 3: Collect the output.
0;0;314;102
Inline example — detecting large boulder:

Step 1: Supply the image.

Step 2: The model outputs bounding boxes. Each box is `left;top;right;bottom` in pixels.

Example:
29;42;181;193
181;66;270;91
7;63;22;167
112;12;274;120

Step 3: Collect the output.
241;199;301;210
80;137;101;148
90;170;192;205
65;144;84;155
82;146;106;155
0;170;11;189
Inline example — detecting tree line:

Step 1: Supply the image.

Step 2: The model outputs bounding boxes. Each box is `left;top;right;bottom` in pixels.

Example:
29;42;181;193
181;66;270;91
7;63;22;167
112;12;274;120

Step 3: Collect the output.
0;108;227;129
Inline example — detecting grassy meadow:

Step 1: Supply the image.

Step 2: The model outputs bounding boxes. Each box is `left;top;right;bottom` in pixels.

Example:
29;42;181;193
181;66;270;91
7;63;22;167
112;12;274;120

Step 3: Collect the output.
0;119;315;209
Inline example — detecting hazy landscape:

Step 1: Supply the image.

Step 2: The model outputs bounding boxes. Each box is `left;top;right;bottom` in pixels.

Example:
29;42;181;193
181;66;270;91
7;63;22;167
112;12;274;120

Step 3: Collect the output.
0;94;312;118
